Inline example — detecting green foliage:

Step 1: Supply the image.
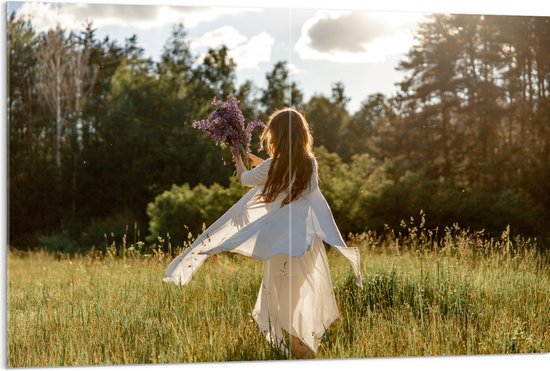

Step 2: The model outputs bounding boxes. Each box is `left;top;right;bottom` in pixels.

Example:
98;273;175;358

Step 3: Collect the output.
315;149;549;239
8;14;60;244
33;213;144;254
339;93;394;161
144;146;548;252
37;230;80;254
393;14;550;205
304;83;351;155
260;61;304;114
146;176;247;246
8;13;550;253
78;213;143;251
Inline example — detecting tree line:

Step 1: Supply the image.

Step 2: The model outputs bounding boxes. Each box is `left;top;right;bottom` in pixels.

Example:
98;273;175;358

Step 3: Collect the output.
8;12;550;250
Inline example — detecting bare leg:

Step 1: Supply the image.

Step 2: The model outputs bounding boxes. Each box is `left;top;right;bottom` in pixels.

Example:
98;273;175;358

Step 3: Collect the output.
289;335;315;359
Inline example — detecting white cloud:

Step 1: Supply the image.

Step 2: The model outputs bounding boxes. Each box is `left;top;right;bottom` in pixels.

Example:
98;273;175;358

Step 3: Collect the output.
190;26;248;49
287;63;301;75
304;11;390;53
14;2;81;32
192;27;275;70
14;2;260;32
295;10;426;63
231;32;275;69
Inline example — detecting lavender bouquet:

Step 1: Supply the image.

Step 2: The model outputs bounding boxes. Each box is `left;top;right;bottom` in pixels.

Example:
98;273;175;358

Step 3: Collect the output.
192;96;265;170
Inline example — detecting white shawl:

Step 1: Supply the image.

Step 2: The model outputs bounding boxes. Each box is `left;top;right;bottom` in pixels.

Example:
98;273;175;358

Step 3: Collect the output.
163;157;363;288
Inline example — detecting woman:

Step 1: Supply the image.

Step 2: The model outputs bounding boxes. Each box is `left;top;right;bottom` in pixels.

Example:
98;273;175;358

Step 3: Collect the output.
163;108;362;359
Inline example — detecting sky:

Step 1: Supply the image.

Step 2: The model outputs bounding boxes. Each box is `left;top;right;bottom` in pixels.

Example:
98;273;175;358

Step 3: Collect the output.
6;0;550;114
7;0;428;113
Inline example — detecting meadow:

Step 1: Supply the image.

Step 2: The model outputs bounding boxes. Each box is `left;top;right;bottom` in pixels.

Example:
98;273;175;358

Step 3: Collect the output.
7;221;550;366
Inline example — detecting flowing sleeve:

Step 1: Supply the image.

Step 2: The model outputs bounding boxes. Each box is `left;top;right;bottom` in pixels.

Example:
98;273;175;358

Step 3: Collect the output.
240;158;272;187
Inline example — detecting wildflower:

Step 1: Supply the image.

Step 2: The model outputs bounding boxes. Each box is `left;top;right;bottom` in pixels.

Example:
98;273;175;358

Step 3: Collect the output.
192;96;265;169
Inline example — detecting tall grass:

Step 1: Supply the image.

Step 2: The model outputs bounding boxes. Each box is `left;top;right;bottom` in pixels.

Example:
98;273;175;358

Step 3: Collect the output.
7;219;550;366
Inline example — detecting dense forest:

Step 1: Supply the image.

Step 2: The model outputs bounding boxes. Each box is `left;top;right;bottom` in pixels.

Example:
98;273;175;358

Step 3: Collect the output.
8;12;550;251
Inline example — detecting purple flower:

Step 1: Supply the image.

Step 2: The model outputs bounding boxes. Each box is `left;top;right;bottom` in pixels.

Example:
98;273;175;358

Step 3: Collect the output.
192;96;265;165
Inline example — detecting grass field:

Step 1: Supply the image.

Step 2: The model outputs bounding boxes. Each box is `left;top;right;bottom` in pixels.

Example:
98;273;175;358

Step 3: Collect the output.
7;223;550;366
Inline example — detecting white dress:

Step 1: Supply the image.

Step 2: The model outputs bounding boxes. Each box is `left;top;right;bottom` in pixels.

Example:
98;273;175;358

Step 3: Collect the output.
163;157;363;354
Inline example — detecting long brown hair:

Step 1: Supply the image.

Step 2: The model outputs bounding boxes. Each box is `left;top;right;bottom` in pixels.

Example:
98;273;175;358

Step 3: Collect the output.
258;108;316;206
